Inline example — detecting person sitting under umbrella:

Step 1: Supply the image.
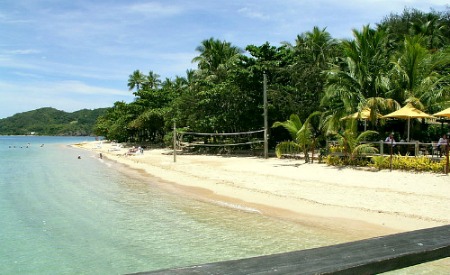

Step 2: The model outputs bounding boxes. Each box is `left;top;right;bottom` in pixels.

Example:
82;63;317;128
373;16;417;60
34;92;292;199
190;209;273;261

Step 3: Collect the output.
385;133;396;146
437;134;447;157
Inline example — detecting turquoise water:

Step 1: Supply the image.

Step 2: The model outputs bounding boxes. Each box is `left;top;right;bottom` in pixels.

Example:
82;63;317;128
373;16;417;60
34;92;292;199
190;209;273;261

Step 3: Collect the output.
0;136;447;274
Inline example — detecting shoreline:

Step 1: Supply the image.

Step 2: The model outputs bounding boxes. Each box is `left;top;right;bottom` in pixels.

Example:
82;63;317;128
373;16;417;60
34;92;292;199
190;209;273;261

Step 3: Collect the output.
75;141;450;240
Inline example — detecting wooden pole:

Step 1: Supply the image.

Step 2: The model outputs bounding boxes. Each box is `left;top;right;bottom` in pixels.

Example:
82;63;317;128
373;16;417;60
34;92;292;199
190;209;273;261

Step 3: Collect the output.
173;121;176;163
446;136;449;174
390;139;393;171
263;73;268;159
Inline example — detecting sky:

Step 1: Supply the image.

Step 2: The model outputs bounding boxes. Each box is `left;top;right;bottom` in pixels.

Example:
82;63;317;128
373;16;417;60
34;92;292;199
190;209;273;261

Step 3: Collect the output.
0;0;448;119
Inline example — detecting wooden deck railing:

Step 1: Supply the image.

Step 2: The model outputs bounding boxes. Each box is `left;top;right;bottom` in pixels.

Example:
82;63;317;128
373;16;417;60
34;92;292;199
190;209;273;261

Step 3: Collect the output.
330;140;441;157
131;225;450;275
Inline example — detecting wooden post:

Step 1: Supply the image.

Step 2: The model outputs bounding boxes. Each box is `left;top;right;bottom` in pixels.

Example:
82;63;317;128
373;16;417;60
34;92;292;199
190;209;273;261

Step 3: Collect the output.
446;136;449;174
390;139;393;171
263;73;268;159
173;121;176;163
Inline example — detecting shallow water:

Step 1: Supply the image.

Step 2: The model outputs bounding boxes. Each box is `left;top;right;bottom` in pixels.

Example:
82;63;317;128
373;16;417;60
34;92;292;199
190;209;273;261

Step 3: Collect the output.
0;136;447;274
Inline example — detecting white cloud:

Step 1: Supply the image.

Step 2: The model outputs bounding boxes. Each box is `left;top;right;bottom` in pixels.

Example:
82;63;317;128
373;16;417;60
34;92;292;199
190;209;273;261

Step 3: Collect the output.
4;49;40;55
237;7;269;20
124;2;183;17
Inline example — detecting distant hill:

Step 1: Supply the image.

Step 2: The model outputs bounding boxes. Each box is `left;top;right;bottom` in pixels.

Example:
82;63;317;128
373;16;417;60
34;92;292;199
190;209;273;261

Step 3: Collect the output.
0;107;107;136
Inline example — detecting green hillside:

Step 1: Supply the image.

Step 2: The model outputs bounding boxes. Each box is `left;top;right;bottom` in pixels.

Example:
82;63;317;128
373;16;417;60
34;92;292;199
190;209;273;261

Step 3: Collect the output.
0;107;107;136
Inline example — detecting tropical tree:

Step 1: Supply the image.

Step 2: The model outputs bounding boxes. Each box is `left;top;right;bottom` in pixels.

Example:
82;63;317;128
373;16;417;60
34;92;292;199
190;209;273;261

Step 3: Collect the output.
244;42;297;125
410;12;449;51
300;111;329;163
192;37;244;83
322;25;394;128
287;26;338;120
95;101;136;142
332;122;379;161
128;108;167;143
378;8;450;51
389;36;450;111
143;71;161;90
272;114;311;160
272;111;329;163
293;26;337;67
127;70;146;94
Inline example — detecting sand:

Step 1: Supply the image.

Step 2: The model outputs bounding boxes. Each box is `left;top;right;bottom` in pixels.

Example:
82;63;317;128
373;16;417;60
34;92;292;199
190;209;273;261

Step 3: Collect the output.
76;141;450;240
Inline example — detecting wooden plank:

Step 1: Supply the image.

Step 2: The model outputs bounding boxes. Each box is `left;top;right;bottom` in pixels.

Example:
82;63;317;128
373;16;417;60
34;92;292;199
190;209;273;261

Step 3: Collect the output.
132;225;450;275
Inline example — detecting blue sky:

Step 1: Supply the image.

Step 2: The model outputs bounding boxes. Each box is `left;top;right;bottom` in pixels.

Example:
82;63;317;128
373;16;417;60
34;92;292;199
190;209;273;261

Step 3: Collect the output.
0;0;448;118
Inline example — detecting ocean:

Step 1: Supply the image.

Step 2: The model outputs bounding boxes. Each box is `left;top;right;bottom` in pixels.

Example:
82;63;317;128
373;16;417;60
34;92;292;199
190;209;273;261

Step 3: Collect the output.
0;136;447;274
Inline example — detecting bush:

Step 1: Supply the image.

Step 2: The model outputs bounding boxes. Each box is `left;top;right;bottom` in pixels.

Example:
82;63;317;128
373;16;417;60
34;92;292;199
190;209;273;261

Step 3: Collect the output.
368;155;445;173
325;154;446;173
275;141;302;158
324;155;371;167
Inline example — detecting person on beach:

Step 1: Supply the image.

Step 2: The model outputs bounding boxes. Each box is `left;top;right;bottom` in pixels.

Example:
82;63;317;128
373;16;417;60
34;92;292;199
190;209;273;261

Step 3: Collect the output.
385;133;396;146
385;133;397;154
437;134;447;157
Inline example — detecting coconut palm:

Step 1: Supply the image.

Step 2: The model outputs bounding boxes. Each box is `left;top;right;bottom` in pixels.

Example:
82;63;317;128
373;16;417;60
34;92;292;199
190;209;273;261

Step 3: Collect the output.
295;26;337;67
410;13;448;50
143;71;161;90
272;114;311;160
127;70;146;94
192;37;243;83
333;121;379;160
389;36;450;111
322;25;393;127
300;111;329;163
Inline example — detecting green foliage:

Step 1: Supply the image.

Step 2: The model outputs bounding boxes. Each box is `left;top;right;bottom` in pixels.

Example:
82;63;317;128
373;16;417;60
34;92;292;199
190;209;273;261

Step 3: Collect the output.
272;114;312;161
0;107;106;136
370;155;390;170
331;121;379;159
324;155;371;167
272;114;303;141
274;141;302;158
369;155;445;173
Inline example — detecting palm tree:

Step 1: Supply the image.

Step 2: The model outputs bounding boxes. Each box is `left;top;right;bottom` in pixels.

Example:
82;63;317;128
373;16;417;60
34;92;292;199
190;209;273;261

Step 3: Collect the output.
272;114;311;160
295;26;337;67
301;111;329;163
280;27;337;120
273;112;329;163
410;13;448;51
127;70;146;94
332;121;379;161
388;36;450;111
322;25;393;127
192;37;243;83
143;71;161;90
272;114;305;141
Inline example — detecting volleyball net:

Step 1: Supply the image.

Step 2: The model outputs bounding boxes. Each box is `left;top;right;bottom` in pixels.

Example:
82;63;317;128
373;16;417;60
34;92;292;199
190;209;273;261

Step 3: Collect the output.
177;129;265;151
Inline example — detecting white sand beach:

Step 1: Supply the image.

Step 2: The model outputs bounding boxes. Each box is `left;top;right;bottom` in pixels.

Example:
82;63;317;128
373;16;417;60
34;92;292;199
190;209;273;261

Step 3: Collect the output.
76;141;450;240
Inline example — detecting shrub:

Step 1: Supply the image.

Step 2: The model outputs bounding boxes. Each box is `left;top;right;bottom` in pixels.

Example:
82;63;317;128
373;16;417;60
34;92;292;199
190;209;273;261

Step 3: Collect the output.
275;141;302;158
368;155;445;173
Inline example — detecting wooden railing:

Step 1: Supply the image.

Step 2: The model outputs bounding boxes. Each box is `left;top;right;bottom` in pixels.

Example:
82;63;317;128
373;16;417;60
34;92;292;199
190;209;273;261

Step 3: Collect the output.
131;225;450;275
376;141;437;156
329;140;441;157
